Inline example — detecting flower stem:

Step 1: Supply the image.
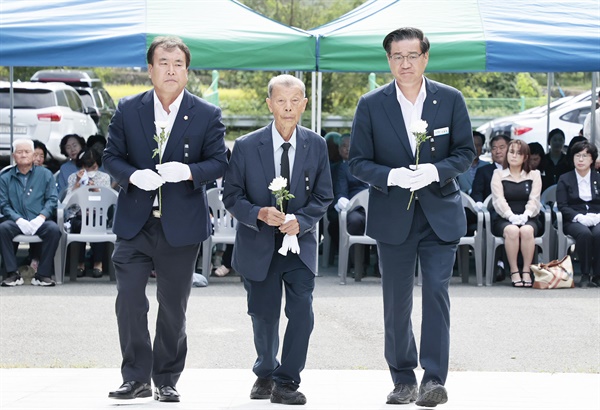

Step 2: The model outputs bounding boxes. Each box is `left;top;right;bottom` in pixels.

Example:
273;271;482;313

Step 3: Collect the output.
406;146;420;210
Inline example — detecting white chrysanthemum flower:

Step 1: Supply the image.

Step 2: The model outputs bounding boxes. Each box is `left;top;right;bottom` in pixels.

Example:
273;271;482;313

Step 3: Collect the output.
155;121;169;130
410;119;428;136
269;176;288;191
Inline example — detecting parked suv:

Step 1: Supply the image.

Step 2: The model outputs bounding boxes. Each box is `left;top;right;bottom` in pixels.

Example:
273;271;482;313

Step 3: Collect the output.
0;81;98;159
31;70;116;136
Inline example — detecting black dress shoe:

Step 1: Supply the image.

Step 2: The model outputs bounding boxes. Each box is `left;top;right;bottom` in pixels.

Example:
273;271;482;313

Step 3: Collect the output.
250;377;273;399
495;265;506;282
591;275;600;287
416;380;448;407
154;385;180;402
108;381;151;399
270;383;307;405
386;383;417;404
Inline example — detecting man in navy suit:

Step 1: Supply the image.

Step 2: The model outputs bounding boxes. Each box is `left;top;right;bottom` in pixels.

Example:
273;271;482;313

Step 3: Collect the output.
223;75;333;405
103;36;227;403
349;28;475;407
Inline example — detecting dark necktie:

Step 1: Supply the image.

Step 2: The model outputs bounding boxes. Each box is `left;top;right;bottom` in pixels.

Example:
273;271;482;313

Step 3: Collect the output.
280;142;291;212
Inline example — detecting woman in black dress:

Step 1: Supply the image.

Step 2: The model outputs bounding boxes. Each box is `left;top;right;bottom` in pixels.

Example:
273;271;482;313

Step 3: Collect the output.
491;140;543;287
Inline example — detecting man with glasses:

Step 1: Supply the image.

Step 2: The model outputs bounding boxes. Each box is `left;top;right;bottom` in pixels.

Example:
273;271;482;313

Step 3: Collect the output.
349;27;475;407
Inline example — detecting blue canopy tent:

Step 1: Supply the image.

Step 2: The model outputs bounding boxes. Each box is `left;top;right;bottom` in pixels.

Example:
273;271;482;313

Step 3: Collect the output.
308;0;600;136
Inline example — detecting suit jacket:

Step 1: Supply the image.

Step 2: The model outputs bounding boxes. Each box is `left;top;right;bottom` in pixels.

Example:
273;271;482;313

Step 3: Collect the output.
103;89;228;247
223;123;333;281
349;78;475;245
556;169;600;228
334;161;368;201
458;159;488;195
471;163;497;202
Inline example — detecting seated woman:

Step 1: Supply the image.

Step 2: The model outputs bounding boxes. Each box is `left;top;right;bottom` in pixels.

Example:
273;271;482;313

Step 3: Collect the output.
491;139;543;287
56;134;87;198
556;141;600;288
65;149;112;278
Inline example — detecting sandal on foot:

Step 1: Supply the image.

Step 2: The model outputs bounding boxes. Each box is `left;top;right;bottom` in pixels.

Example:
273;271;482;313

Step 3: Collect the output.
522;272;533;287
511;272;523;287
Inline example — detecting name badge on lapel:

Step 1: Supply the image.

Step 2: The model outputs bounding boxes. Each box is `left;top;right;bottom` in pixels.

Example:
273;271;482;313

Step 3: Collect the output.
434;127;449;137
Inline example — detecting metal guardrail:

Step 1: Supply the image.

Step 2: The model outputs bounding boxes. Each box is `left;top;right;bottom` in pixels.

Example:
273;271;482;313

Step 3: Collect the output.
222;115;493;130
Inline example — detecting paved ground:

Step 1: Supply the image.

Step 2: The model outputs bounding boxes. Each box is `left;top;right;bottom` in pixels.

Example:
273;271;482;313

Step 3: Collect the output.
1;261;599;409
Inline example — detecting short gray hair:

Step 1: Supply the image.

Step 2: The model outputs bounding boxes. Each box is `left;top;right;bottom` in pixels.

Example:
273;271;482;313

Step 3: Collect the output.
267;74;306;98
12;139;34;151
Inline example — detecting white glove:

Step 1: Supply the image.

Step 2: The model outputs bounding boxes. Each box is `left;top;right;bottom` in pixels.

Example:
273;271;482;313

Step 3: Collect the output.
409;163;439;191
388;167;413;188
130;169;165;191
575;214;596;227
16;218;34;235
475;201;484;212
29;216;45;235
509;214;524;226
334;197;350;212
516;214;529;226
278;214;300;256
592;213;600;226
156;161;191;183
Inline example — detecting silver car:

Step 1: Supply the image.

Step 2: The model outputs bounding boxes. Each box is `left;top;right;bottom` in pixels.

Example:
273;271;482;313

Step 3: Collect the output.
0;81;98;159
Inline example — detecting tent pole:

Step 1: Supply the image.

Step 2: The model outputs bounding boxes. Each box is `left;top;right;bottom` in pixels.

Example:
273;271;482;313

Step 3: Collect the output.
317;71;322;136
9;66;14;166
590;72;598;147
311;72;316;131
546;73;553;151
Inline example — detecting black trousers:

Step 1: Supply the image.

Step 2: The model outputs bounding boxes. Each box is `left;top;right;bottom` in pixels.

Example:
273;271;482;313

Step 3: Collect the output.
243;250;315;387
377;202;457;386
0;220;60;277
564;222;600;276
112;216;200;387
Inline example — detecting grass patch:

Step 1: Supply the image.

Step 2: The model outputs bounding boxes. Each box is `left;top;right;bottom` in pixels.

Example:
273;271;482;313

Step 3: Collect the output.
105;84;153;104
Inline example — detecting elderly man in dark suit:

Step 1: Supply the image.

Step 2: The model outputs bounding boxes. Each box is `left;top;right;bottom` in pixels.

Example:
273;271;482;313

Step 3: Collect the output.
349;28;475;407
223;74;333;405
103;36;227;403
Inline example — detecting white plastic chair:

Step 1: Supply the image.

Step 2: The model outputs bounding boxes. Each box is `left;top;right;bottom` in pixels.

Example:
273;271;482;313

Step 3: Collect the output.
457;191;486;286
482;194;552;286
202;187;237;280
554;204;576;259
56;186;117;282
338;189;375;284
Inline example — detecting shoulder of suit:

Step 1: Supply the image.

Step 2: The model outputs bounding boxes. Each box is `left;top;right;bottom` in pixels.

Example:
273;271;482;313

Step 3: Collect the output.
235;126;269;145
425;78;461;95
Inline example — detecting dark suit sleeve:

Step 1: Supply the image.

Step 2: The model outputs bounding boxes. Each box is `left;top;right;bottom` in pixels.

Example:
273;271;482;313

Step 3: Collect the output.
222;139;262;232
434;92;476;185
556;172;578;223
334;162;350;201
188;104;227;189
471;166;486;202
349;96;395;194
293;137;333;238
103;98;139;191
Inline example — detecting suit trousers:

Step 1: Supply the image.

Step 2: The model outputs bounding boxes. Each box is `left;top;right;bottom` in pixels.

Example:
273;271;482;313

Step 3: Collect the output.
564;222;600;276
243;249;315;387
0;220;60;277
377;201;457;386
112;216;200;387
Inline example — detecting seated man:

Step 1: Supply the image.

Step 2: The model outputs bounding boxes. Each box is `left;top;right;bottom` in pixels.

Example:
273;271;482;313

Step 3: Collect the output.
0;139;61;287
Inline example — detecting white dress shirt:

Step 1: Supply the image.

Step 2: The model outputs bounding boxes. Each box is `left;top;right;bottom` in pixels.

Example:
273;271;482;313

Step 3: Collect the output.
576;170;592;202
271;123;296;181
395;77;427;154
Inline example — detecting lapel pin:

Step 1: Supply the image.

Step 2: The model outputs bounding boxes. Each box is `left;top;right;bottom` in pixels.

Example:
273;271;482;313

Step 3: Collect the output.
433;100;437;105
184;115;188;120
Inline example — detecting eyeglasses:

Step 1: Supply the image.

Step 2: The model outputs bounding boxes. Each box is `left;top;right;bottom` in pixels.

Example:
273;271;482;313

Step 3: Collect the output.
574;153;592;160
389;52;423;64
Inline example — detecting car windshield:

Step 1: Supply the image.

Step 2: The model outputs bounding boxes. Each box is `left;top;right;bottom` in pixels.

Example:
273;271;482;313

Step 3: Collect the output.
0;89;55;109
